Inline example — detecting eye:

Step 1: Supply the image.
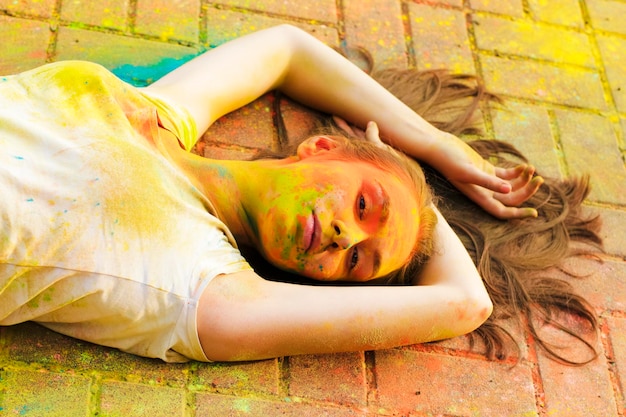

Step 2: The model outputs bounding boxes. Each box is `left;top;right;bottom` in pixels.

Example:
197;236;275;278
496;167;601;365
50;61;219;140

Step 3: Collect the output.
349;247;359;270
358;195;366;219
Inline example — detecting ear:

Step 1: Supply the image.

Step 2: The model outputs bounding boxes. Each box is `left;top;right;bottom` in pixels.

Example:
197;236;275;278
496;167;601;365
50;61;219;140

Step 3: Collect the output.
296;136;340;159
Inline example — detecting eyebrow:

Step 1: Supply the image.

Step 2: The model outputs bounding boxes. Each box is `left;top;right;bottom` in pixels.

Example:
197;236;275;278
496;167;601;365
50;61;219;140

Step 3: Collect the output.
371;250;381;279
375;180;390;225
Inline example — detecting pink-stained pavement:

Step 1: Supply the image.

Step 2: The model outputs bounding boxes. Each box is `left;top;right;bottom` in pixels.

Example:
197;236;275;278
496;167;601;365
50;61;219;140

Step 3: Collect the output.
1;0;626;416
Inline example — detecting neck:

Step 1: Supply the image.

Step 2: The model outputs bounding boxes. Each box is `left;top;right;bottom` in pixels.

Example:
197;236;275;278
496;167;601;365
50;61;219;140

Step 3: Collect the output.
165;144;290;247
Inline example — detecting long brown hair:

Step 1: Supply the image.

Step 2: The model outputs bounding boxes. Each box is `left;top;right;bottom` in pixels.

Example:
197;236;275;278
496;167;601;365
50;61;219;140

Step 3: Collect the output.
272;66;603;365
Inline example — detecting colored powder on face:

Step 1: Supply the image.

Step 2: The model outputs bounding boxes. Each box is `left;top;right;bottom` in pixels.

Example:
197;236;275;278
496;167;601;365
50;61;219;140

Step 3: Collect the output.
111;54;200;87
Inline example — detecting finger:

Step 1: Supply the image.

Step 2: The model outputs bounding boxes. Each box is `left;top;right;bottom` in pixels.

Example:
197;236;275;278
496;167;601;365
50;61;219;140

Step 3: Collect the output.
332;115;363;138
365;121;383;144
496;176;544;207
506;165;535;192
478;197;539;219
460;168;513;194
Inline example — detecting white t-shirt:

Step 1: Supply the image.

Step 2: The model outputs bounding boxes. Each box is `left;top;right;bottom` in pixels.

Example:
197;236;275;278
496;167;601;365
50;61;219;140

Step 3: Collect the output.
0;61;251;362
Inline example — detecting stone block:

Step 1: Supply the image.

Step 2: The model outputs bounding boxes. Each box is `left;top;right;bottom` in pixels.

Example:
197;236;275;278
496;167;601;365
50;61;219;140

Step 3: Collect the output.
99;380;186;417
205;7;339;48
135;0;200;43
479;55;607;110
473;15;594;67
0;15;50;74
61;0;130;31
209;0;337;23
343;0;407;68
373;349;537;416
0;369;91;417
586;0;626;35
555;109;626;205
195;359;281;395
288;352;367;406
409;3;475;74
596;34;626;113
469;0;524;17
55;26;199;85
0;0;56;18
607;317;626;414
490;100;562;179
527;0;584;28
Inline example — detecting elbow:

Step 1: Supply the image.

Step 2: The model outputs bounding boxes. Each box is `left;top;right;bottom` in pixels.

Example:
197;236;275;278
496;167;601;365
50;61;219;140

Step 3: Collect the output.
459;291;493;335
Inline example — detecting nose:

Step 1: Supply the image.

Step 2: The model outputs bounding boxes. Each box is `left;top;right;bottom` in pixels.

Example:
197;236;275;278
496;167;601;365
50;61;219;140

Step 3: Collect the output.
330;219;364;250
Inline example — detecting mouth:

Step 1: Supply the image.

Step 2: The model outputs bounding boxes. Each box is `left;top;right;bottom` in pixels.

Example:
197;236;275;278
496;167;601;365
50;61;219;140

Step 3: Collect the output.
303;212;321;253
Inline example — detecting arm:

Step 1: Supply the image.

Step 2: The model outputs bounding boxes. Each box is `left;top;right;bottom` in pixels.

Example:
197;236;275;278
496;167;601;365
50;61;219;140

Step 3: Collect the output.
197;207;492;361
147;24;540;219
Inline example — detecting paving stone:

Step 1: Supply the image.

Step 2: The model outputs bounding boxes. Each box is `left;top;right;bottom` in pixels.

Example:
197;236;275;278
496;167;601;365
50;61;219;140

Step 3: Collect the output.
195;359;281;395
373;349;537;416
429;0;463;7
194;393;364;416
0;0;56;18
343;0;407;69
135;0;200;43
5;322;190;387
594;207;626;258
469;0;524;17
0;15;50;74
54;26;199;85
0;369;91;417
210;0;337;23
607;317;626;414
555;109;626;205
490;100;562;179
586;0;626;35
408;3;475;74
202;94;277;150
205;7;339;48
527;0;584;27
596;34;626;113
99;380;186;416
479;55;607;110
566;257;626;314
472;15;595;67
288;352;367;407
536;321;618;417
60;0;129;31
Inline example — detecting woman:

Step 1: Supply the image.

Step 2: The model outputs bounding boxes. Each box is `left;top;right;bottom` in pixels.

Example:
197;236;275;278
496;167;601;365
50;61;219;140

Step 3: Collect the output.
0;25;593;363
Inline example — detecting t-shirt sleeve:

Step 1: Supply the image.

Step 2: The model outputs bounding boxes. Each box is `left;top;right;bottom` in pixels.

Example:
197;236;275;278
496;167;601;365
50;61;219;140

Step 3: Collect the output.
139;89;199;151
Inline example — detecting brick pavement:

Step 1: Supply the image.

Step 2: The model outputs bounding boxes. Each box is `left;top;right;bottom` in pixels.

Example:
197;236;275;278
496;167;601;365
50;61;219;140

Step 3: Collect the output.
1;0;625;416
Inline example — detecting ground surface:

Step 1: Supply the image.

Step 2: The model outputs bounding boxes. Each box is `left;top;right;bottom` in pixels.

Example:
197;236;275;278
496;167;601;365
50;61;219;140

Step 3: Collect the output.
1;0;626;416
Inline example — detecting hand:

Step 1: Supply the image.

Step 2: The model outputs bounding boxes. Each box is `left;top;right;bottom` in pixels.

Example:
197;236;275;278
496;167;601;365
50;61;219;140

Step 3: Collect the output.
426;132;543;219
333;117;543;219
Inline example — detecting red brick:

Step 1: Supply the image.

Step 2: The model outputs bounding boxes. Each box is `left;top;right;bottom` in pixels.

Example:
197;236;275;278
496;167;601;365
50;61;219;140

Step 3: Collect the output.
194;393;364;416
205;7;339;47
54;26;199;84
408;4;475;74
135;0;200;43
203;94;277;150
289;352;367;406
0;0;56;18
596;34;626;113
99;380;187;417
61;0;129;31
195;359;281;395
0;369;91;417
373;349;536;416
556;109;626;205
594;208;626;258
607;317;626;414
586;0;626;36
490;100;562;179
210;0;337;23
469;0;525;17
0;15;50;74
343;0;407;69
527;0;584;28
567;258;626;314
6;322;190;387
536;322;618;417
479;55;607;110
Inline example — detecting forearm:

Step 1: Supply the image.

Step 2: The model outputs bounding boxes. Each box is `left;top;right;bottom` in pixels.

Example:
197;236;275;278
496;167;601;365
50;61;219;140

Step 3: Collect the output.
277;25;449;160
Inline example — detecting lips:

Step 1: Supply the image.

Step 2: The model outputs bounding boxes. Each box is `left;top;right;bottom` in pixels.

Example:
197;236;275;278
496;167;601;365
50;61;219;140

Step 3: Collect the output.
303;212;321;253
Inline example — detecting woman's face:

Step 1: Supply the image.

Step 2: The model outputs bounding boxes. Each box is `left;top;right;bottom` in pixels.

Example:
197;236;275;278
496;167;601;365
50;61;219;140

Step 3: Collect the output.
253;138;421;282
